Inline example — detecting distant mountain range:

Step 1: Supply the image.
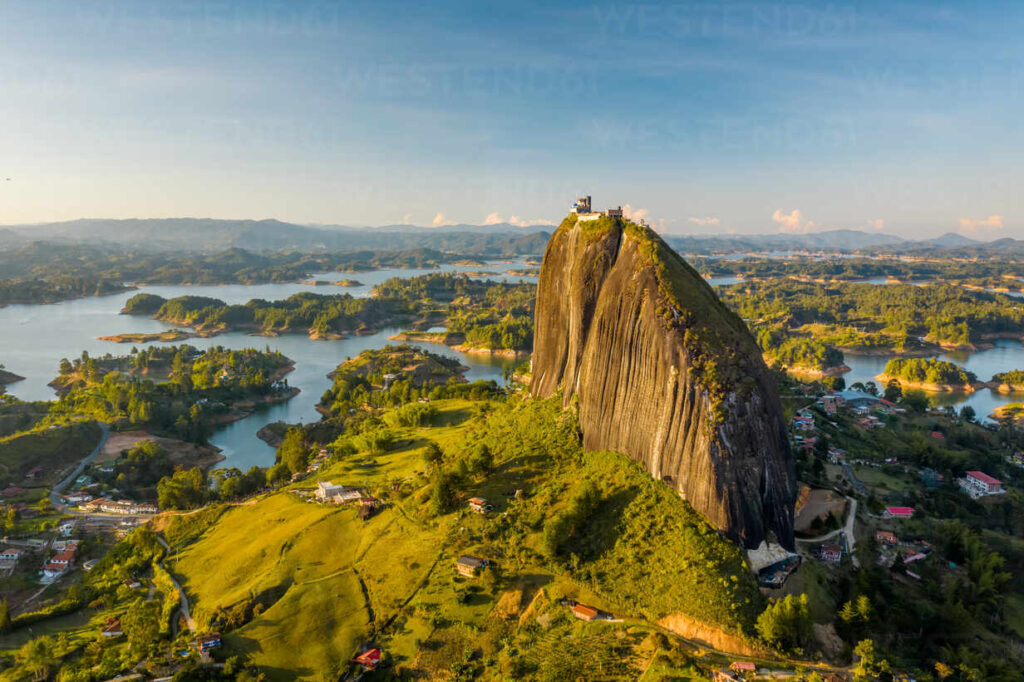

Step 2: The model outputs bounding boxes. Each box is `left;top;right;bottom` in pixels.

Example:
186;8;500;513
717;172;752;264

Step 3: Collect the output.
662;228;1024;256
0;218;551;256
1;218;1019;258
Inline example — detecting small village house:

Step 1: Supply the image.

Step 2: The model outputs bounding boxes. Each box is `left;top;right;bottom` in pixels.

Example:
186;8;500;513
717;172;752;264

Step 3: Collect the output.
571;603;599;621
819;395;841;414
468;497;491;514
884;506;915;519
819;543;843;563
958;471;1005;499
331;488;363;505
42;548;76;580
62;491;93;505
0;548;24;563
730;661;757;674
876;531;897;546
315;481;345;501
101;618;123;638
198;633;222;653
455;555;489;578
354;648;382;671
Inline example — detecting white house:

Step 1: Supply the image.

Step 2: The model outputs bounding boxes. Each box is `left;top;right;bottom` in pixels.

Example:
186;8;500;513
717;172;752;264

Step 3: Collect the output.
331;488;363;504
315;481;345;501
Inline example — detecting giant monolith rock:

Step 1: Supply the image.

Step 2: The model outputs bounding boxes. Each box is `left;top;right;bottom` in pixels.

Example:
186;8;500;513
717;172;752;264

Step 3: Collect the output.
531;214;796;549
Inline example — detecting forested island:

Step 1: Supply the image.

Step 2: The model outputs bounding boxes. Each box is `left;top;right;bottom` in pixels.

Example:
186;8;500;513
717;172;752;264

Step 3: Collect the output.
116;273;536;351
877;357;980;392
0;276;132;305
718;280;1024;360
991;369;1024;393
693;254;1024;292
48;345;297;440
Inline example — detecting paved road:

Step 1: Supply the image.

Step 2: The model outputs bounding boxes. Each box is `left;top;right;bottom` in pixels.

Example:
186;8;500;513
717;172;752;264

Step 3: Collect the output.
157;535;196;637
49;422;110;512
795;497;860;566
841;461;868;496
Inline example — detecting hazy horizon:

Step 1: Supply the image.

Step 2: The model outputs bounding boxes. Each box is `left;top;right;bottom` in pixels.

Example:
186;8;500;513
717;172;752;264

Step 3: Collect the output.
0;214;1009;242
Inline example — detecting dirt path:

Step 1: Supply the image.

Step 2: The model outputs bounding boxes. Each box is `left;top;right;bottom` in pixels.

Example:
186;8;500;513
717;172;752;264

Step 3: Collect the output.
156;535;196;636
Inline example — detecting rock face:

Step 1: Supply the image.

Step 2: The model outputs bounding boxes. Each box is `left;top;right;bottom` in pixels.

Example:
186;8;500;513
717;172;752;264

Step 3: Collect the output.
531;215;795;549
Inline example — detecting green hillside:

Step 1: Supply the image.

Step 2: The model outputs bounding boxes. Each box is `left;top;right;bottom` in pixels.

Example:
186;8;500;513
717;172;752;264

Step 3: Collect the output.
163;397;762;679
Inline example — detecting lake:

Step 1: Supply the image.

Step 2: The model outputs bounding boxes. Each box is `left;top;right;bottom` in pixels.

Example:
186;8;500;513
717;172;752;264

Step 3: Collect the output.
4;260;1024;469
0;261;533;470
842;340;1024;421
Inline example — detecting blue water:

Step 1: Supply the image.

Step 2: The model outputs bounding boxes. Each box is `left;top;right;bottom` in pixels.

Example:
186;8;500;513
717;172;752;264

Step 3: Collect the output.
0;262;529;470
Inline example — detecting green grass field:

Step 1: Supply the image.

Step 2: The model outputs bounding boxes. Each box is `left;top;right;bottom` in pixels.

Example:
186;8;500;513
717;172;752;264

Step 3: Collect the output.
166;397;765;679
0;421;100;484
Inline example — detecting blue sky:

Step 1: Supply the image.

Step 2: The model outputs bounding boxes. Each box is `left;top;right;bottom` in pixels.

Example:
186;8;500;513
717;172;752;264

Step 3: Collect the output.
1;0;1021;237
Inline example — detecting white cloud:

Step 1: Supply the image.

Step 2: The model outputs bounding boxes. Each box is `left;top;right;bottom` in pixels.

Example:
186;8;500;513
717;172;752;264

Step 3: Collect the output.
772;208;816;234
482;212;554;227
688;216;721;226
622;204;649;222
958;215;1003;234
432;212;455;227
867;218;884;231
402;213;413;225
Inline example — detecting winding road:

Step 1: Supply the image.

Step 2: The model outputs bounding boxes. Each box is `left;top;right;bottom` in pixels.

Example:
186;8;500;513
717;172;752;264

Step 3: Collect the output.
157;535;196;637
49;422;110;512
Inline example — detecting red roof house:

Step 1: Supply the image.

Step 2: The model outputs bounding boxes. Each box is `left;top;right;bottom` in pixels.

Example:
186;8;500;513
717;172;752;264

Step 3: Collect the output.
354;648;382;670
572;603;600;621
960;470;1004;498
884;506;915;519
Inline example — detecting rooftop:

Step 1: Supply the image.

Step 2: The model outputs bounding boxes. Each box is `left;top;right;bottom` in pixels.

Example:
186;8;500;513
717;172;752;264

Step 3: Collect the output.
965;470;1002;485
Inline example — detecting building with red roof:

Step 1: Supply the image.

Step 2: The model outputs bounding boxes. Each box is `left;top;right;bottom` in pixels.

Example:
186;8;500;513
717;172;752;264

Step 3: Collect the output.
572;603;600;621
959;471;1005;498
876;531;897;545
354;648;382;671
884;506;915;519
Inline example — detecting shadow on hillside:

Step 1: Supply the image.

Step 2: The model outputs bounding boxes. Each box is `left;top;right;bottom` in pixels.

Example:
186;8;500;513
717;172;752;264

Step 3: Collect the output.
576;487;639;561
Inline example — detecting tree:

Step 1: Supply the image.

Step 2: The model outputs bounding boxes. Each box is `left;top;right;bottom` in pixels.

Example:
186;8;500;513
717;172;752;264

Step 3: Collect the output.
428;472;456;517
883;379;902;403
422;441;444;470
121;599;161;657
267;462;291;485
157;467;207;510
853;639;889;681
17;635;57;681
0;598;11;634
756;594;813;652
278;427;309;475
468;443;493;475
959;405;976;422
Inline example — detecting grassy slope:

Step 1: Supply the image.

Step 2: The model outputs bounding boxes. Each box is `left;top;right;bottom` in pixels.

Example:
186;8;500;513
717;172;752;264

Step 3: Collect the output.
168;397;762;680
0;421;101;483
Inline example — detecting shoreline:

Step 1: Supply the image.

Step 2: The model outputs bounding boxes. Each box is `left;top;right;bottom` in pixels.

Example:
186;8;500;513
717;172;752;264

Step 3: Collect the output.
783;363;851;379
388;331;529;359
873;373;983;394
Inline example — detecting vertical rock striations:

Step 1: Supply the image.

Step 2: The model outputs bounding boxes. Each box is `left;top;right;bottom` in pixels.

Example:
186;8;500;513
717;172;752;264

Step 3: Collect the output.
532;214;796;549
